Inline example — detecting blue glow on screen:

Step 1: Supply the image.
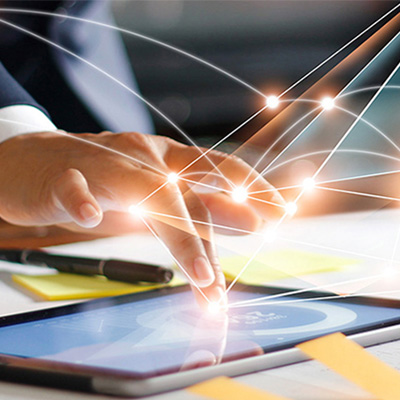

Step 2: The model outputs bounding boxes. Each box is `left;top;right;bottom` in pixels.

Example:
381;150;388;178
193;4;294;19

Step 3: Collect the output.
0;290;398;374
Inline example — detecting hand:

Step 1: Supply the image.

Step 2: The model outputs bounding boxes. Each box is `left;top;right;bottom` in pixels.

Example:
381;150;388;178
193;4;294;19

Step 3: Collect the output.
0;130;285;307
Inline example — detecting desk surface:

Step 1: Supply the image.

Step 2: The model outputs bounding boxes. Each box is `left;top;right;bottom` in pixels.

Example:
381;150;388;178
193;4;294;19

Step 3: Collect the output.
0;210;399;399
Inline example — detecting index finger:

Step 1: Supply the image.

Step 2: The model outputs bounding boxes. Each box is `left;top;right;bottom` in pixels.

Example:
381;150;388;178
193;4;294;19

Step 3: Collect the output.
166;145;286;219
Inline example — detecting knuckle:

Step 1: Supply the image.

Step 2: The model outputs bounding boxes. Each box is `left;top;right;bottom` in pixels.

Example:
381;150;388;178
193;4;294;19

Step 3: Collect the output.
54;168;78;186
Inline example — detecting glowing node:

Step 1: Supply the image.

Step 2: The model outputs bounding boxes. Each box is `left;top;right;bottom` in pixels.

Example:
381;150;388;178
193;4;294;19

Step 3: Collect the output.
285;202;298;216
231;186;248;203
321;97;335;110
264;228;276;243
167;172;179;184
207;302;222;315
303;177;316;192
128;204;144;217
266;95;279;109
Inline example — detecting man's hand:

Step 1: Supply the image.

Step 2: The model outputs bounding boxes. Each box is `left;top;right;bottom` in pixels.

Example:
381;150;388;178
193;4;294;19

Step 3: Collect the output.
0;131;285;307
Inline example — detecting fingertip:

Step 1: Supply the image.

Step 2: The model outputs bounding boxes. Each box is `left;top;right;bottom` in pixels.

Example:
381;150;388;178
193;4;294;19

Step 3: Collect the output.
193;257;215;287
209;286;228;307
77;202;103;228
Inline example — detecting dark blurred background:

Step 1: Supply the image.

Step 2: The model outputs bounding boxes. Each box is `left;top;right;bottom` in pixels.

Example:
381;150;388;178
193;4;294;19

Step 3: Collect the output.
112;0;398;144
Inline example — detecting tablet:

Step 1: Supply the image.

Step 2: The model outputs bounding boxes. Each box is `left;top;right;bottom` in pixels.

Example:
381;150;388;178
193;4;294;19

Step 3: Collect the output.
0;284;399;397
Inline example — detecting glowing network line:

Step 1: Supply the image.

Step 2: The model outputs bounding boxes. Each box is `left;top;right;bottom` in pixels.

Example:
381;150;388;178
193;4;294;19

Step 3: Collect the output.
278;3;400;98
0;8;399;304
0;17;234;191
315;186;400;203
0;8;267;98
3;6;399;191
228;289;400;310
3;104;396;303
228;270;400;308
0;118;169;177
334;105;400;153
139;216;212;304
145;210;256;236
247;160;400;196
337;84;400;99
317;168;400;186
242;105;323;187
225;238;271;295
242;91;400;188
246;165;400;195
261;148;400;177
4;4;395;187
176;105;268;178
247;30;400;190
309;63;400;184
2;1;397;103
255;102;400;183
178;177;232;194
238;62;400;282
279;235;400;266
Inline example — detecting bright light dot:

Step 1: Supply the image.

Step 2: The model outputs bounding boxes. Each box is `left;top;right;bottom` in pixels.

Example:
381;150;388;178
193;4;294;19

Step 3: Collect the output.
303;177;316;192
285;202;298;216
321;97;335;110
128;204;144;217
167;172;179;184
232;187;248;203
264;228;276;243
266;95;279;109
207;302;222;315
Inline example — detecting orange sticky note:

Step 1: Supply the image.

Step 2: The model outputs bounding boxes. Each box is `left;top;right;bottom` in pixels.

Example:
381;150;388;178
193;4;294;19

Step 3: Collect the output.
187;376;291;400
297;332;400;400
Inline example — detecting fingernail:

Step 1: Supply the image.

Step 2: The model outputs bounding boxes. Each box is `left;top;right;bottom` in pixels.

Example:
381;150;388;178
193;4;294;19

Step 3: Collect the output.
80;203;100;222
193;257;215;287
210;286;227;306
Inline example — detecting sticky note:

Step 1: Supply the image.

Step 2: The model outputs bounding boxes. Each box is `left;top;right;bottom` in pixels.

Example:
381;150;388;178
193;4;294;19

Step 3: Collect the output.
297;332;400;400
187;376;291;400
12;273;183;301
221;249;358;284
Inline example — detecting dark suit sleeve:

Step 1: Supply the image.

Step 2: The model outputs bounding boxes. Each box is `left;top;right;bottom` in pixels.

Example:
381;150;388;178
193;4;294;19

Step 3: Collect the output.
0;62;49;116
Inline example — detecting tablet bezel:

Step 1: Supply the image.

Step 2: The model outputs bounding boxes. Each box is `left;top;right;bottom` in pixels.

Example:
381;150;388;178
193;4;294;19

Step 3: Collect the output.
0;284;400;396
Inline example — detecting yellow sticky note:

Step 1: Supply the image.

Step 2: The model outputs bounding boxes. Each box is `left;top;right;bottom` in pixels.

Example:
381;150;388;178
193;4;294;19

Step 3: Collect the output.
12;273;183;301
221;249;358;284
297;332;400;400
187;376;291;400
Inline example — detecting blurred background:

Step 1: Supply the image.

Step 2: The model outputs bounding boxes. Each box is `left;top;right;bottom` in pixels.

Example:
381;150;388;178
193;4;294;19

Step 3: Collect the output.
112;1;400;217
113;0;397;143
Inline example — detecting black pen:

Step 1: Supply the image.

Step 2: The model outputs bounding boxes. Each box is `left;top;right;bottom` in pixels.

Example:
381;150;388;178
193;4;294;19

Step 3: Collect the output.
0;248;173;284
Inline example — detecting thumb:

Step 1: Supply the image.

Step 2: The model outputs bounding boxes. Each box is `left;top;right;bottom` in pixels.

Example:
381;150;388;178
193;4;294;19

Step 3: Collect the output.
52;168;103;228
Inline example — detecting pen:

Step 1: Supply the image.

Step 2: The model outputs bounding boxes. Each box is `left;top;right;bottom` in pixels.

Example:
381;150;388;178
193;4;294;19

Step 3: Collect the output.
0;248;174;284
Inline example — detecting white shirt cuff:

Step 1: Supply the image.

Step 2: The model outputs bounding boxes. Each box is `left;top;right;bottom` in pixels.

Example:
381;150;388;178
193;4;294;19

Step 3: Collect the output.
0;105;57;143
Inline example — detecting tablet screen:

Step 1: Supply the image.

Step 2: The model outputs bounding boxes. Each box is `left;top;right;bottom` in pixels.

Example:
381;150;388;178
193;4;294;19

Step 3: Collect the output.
0;286;399;377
